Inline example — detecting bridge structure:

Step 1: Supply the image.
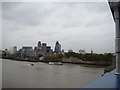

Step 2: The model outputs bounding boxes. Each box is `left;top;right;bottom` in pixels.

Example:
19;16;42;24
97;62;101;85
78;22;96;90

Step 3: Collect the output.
83;0;120;89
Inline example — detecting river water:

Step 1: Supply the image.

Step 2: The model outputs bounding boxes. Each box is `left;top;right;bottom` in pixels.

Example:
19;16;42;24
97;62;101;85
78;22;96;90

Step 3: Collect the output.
2;59;104;88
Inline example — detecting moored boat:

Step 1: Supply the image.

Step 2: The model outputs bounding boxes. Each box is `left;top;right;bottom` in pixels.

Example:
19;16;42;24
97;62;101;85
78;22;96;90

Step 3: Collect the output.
49;62;63;65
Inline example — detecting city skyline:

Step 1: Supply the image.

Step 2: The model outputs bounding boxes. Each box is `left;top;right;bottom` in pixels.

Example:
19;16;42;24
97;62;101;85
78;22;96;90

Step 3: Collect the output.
1;40;110;54
2;2;115;53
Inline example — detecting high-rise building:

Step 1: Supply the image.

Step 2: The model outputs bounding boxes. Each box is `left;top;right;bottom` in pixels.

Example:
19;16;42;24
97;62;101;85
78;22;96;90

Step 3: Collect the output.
19;41;61;57
41;43;47;55
46;46;52;55
38;41;41;47
35;41;53;56
54;41;61;54
13;46;17;54
21;46;36;57
36;41;42;53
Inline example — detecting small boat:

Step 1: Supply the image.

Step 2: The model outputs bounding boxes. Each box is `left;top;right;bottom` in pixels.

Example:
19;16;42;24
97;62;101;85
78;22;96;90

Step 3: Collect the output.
30;63;34;66
49;62;63;65
49;62;54;65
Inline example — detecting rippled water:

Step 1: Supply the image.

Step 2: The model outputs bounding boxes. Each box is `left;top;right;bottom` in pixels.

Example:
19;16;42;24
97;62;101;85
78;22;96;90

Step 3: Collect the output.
2;59;104;88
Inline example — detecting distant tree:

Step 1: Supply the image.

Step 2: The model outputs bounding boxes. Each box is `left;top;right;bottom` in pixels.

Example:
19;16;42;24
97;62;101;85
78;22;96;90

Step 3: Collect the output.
44;54;63;62
64;52;77;58
64;52;113;63
2;51;7;57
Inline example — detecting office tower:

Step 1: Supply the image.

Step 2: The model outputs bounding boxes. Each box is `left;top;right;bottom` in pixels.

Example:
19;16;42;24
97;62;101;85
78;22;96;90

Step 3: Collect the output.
13;46;17;54
38;41;41;47
42;43;47;55
54;41;61;54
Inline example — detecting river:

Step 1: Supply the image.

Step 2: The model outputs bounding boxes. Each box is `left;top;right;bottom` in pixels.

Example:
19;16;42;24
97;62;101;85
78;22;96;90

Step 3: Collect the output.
2;59;104;88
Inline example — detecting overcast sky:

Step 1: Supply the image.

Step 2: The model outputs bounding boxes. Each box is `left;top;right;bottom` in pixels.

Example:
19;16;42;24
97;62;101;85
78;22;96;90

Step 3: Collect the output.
2;1;115;53
0;2;1;51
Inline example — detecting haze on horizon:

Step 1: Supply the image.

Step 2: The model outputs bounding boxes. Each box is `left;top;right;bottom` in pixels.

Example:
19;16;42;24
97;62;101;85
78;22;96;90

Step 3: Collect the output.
2;1;115;53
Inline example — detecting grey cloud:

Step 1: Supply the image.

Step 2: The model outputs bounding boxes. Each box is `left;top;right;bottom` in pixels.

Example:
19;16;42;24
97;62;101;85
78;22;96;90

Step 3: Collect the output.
2;2;115;53
0;2;2;49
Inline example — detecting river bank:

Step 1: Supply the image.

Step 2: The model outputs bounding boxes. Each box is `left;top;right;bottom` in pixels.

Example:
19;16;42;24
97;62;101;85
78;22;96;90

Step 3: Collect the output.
1;57;111;66
2;57;114;73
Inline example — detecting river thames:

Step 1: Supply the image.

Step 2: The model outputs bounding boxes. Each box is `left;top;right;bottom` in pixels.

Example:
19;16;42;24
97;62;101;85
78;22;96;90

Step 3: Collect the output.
2;59;104;88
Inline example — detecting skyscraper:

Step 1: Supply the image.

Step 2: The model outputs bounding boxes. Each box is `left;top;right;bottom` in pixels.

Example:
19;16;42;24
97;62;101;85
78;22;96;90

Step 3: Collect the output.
41;43;47;55
13;46;17;54
38;41;41;47
54;41;61;54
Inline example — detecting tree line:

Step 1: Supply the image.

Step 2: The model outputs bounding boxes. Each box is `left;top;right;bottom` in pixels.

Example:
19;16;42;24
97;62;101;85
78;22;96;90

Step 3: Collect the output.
44;52;113;62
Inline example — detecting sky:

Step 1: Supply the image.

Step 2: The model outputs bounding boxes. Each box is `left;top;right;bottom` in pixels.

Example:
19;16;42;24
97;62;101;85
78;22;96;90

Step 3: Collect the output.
2;1;115;53
0;2;1;51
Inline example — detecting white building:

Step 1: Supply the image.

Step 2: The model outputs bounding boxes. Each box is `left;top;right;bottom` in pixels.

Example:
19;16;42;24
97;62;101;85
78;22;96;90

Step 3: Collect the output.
79;49;86;54
12;46;17;54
